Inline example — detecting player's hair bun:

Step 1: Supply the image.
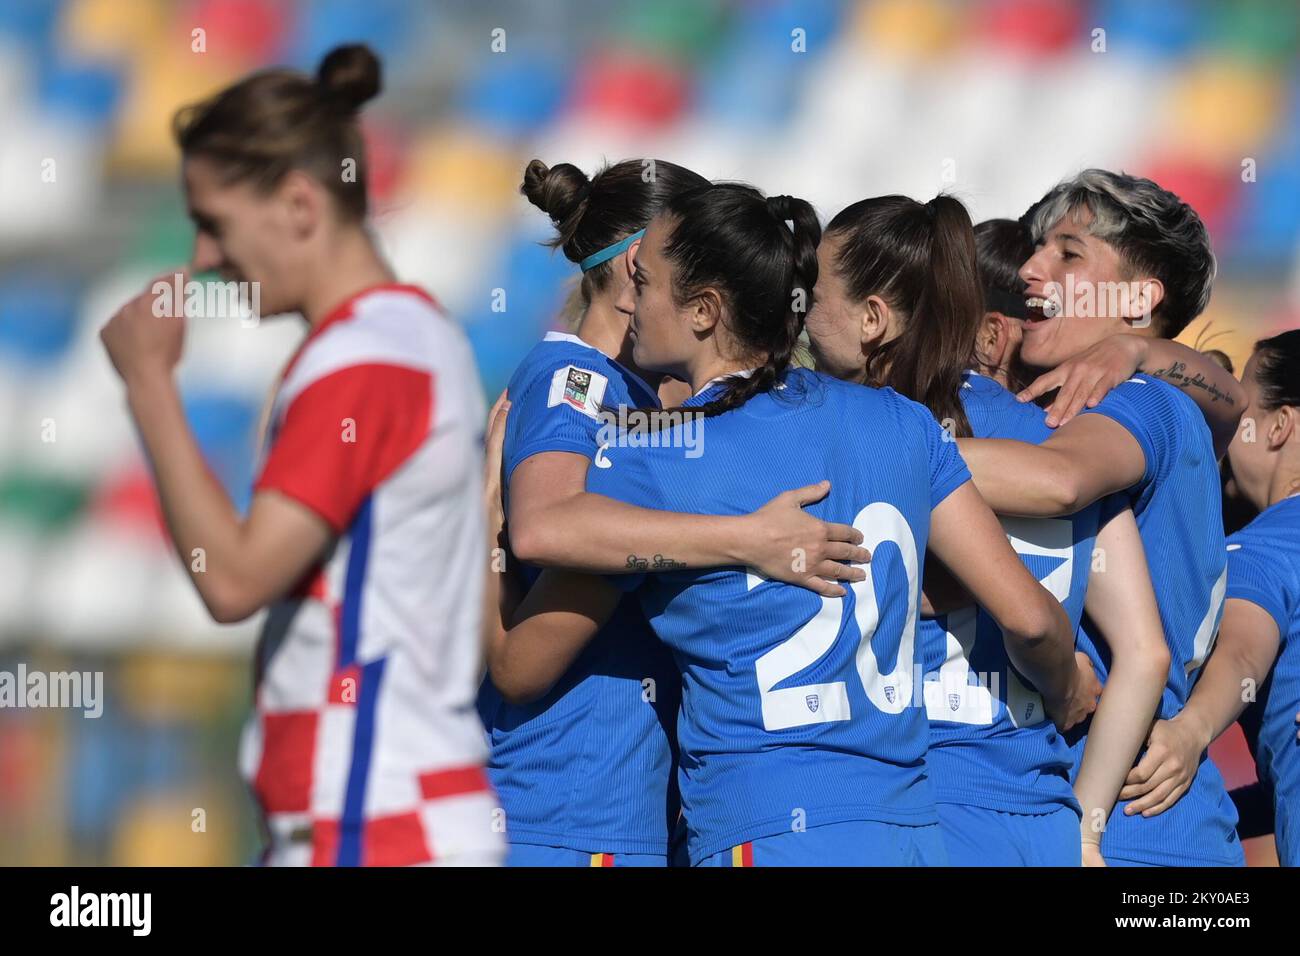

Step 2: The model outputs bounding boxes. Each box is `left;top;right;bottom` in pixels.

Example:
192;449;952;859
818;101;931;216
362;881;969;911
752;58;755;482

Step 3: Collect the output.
316;44;382;115
521;160;592;236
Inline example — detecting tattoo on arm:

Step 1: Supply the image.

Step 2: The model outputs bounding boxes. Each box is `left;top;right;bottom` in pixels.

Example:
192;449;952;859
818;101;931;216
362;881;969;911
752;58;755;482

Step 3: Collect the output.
626;554;688;571
1148;361;1236;406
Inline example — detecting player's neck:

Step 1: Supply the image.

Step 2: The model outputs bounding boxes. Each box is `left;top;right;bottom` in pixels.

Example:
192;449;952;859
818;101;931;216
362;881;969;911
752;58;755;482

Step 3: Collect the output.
1266;460;1300;507
300;234;396;329
577;299;660;387
976;360;1011;390
576;299;629;361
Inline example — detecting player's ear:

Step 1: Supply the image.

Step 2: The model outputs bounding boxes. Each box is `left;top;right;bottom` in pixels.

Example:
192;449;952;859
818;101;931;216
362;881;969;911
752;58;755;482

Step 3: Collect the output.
973;311;1005;370
279;168;323;240
1268;404;1295;450
860;295;891;350
689;287;723;334
1128;278;1164;328
620;240;640;279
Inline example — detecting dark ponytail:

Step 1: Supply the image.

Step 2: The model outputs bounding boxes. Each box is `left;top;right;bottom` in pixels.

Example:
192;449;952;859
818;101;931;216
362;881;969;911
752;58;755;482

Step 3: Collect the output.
521;158;709;307
825;194;982;437
660;184;820;418
1253;329;1300;411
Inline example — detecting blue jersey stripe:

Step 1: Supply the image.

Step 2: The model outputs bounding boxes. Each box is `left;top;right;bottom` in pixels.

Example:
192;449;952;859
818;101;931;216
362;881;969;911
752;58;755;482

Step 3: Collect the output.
338;495;374;669
337;655;388;866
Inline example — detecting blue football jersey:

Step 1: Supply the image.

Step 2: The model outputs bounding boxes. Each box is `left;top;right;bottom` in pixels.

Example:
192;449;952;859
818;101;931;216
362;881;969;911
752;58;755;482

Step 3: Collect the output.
1226;494;1300;867
921;372;1102;815
1073;374;1240;866
586;367;971;862
477;332;682;856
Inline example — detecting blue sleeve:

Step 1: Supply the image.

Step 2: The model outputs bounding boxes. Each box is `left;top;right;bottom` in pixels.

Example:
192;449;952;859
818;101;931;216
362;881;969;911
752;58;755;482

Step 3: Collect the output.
1226;537;1295;635
909;401;971;508
584;441;657;593
1078;378;1184;489
503;360;613;485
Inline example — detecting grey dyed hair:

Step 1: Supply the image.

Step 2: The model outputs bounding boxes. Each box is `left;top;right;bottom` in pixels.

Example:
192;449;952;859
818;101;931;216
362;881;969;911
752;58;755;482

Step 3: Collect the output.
1027;169;1216;337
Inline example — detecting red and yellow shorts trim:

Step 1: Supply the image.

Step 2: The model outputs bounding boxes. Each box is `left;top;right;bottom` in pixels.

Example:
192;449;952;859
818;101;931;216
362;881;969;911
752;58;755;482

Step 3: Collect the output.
730;842;755;867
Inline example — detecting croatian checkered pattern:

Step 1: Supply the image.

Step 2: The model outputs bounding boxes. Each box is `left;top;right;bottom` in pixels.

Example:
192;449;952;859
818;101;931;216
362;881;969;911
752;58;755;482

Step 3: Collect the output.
238;285;503;866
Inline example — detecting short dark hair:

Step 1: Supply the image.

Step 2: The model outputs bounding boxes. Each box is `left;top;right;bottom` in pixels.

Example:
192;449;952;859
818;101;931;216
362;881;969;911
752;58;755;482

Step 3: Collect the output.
1028;169;1216;339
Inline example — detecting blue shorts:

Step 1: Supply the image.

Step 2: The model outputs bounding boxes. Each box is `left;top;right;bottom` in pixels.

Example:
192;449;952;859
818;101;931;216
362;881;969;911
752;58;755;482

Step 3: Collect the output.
694;820;948;867
506;843;666;867
937;803;1082;866
1104;846;1245;867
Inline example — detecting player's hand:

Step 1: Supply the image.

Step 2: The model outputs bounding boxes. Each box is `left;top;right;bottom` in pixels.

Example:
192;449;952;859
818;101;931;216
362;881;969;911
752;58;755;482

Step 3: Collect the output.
1119;715;1205;817
100;271;188;384
484;391;510;549
1081;842;1107;867
1017;333;1148;427
744;480;871;598
1051;651;1103;732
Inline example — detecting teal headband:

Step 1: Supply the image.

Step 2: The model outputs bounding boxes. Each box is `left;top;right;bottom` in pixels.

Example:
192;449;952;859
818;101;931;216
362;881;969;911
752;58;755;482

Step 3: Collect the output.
579;229;646;272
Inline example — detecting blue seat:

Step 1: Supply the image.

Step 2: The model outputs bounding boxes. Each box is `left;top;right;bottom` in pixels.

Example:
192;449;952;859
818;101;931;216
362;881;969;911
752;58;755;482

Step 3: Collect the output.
0;273;80;369
39;57;123;129
1093;0;1206;59
457;53;568;139
285;0;419;70
182;391;260;513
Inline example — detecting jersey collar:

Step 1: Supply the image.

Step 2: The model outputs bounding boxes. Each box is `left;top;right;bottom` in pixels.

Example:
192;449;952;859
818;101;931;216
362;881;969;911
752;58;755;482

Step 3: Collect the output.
692;367;758;400
311;283;439;343
277;283;439;388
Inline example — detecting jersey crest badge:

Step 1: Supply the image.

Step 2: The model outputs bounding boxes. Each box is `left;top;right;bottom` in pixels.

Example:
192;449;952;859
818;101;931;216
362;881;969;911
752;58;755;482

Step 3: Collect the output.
548;365;608;419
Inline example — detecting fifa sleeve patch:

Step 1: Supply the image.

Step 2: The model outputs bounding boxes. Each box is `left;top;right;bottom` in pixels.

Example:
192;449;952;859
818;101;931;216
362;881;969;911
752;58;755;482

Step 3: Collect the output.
547;365;608;420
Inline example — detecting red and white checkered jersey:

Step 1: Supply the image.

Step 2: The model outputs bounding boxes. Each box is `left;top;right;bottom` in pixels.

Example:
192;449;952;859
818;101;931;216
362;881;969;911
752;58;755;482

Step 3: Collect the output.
238;284;503;866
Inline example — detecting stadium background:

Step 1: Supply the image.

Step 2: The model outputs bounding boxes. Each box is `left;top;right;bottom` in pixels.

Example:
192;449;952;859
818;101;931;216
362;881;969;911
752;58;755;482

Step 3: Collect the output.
0;0;1295;865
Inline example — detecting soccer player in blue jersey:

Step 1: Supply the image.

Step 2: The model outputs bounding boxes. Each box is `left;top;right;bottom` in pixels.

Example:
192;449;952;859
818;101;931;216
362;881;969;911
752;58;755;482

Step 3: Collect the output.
957;170;1249;866
804;202;1169;866
1112;331;1300;866
484;182;1097;866
480;159;871;867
